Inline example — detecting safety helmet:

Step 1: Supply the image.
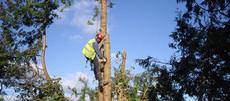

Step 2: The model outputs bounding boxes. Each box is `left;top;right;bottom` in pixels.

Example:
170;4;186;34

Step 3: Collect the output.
96;32;103;41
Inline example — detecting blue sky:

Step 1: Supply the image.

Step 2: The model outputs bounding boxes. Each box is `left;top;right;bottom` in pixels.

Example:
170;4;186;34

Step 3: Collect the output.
44;0;179;94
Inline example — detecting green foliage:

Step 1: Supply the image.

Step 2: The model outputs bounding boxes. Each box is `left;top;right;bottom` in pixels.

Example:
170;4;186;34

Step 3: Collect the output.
16;78;67;101
108;1;115;8
0;95;3;101
112;53;182;100
134;2;230;99
87;20;95;25
170;0;230;100
135;57;183;101
34;80;67;101
0;0;72;100
87;0;115;26
69;78;96;101
113;66;133;101
103;1;229;100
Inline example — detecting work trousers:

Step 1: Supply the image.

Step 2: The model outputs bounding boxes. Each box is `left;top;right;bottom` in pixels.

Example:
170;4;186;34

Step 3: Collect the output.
89;57;102;81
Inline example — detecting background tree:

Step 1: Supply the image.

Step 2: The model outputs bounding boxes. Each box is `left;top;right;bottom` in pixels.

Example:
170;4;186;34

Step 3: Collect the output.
68;78;96;101
0;0;72;100
135;57;183;101
112;52;182;101
113;51;130;101
170;0;230;100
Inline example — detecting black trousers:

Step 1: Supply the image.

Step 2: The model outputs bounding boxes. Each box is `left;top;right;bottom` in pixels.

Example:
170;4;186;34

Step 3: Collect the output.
88;57;102;81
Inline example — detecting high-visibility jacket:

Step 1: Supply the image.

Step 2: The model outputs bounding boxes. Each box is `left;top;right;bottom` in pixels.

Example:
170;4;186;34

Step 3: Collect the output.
82;39;96;60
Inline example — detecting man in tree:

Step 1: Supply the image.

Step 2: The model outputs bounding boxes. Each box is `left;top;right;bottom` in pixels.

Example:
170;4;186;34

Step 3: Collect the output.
82;31;107;88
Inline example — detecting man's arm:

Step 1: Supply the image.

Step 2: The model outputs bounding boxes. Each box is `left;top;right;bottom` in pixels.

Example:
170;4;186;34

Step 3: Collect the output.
93;42;103;59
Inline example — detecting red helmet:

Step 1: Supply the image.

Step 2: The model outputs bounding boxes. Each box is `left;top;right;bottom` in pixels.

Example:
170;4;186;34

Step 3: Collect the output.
96;32;103;41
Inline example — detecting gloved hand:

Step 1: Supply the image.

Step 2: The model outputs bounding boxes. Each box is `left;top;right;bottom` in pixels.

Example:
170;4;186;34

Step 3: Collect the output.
102;58;106;62
99;58;106;63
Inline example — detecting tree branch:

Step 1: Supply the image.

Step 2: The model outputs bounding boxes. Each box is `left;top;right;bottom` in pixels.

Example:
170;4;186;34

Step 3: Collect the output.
194;1;230;18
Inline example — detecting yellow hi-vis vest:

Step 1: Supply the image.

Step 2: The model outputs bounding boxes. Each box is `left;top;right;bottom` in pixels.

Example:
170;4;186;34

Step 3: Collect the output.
82;39;96;60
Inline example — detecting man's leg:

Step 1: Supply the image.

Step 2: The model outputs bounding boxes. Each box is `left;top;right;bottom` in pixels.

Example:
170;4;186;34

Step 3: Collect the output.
92;57;103;84
93;65;99;80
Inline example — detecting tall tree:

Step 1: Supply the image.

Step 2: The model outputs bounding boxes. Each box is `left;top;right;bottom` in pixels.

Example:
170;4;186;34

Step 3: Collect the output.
136;57;183;101
113;51;128;101
100;0;112;100
0;0;72;100
170;0;230;100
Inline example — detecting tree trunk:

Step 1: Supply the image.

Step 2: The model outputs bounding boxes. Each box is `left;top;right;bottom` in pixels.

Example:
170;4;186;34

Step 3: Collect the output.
121;50;126;80
101;0;112;100
97;91;103;101
42;30;51;81
118;50;128;101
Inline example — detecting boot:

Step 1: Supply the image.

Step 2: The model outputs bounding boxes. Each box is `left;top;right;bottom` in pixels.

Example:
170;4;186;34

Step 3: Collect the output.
97;73;109;88
99;80;110;90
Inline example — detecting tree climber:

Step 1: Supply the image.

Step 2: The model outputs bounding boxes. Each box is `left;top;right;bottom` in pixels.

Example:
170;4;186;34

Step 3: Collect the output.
82;31;107;88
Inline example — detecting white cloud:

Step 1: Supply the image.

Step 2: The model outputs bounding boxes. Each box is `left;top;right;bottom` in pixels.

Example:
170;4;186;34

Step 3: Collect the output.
61;72;95;101
55;0;100;34
61;72;87;90
61;71;96;100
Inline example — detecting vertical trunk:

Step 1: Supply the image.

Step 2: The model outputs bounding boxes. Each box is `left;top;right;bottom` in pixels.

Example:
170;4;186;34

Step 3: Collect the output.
101;0;112;100
118;50;127;101
97;91;103;101
121;50;126;80
42;30;51;81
